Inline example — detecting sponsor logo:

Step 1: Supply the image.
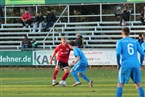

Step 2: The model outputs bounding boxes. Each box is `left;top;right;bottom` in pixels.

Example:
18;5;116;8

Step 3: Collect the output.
33;51;56;65
66;48;69;51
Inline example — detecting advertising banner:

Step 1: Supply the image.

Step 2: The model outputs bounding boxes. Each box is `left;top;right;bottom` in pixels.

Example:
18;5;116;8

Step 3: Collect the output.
33;50;56;66
45;0;127;5
3;0;145;5
0;50;144;66
69;50;116;65
0;0;5;5
5;0;138;5
6;0;45;5
33;50;116;66
0;51;32;66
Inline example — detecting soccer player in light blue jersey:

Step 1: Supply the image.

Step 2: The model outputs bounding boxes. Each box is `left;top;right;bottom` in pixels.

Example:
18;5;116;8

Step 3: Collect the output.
68;41;93;87
116;27;145;97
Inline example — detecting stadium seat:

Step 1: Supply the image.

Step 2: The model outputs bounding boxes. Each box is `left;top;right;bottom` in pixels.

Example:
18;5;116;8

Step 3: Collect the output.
0;21;144;49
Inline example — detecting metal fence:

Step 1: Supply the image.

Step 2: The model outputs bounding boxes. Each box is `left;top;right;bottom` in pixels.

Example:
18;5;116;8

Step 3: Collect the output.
0;3;144;24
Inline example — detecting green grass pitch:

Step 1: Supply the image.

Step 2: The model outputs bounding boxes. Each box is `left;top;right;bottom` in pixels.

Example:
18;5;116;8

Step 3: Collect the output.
0;67;145;97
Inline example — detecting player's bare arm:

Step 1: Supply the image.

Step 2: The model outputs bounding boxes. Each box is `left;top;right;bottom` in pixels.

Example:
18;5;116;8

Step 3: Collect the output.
140;65;144;71
49;51;57;64
70;56;80;66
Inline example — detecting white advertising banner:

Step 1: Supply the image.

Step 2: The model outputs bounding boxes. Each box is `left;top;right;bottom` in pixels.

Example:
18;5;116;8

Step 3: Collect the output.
69;50;116;65
32;49;117;66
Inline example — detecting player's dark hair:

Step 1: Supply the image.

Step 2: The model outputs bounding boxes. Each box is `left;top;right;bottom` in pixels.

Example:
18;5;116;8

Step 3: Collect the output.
139;33;143;37
122;27;130;36
68;41;75;46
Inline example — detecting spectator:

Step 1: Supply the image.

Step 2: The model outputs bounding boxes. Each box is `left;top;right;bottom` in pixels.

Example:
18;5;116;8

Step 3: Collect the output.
32;12;44;32
31;38;38;48
140;6;145;25
51;11;57;23
138;33;143;45
75;34;84;48
21;9;32;28
44;11;56;31
21;35;31;51
120;9;130;26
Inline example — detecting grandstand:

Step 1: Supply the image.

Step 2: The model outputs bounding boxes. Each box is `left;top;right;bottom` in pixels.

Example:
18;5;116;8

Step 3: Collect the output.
0;2;145;50
0;1;145;97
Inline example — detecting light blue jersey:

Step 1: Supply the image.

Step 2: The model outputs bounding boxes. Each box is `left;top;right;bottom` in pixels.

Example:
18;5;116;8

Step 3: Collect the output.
116;37;144;84
73;47;88;66
116;37;144;67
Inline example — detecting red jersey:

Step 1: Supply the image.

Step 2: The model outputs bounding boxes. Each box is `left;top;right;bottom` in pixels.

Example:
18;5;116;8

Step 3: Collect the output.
21;13;31;20
54;43;71;63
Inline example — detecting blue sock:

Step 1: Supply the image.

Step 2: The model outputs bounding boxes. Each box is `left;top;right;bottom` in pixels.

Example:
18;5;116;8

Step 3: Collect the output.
71;72;80;82
81;73;90;83
138;87;145;97
116;87;123;97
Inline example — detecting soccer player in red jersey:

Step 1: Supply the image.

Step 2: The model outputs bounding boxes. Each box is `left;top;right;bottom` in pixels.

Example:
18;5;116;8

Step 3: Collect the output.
49;37;71;86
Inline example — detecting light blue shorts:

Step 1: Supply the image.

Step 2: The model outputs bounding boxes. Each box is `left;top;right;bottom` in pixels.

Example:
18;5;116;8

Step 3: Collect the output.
71;62;88;73
118;67;142;84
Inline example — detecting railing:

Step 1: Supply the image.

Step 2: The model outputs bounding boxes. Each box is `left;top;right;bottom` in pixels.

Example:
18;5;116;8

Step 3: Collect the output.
2;3;143;23
2;13;141;24
42;6;68;49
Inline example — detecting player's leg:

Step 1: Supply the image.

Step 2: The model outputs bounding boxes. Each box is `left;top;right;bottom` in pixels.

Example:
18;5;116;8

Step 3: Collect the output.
131;67;145;97
116;67;131;97
61;67;70;81
52;65;60;80
78;73;89;83
71;64;81;86
71;72;81;86
135;83;145;97
78;73;93;87
52;62;60;86
58;61;70;85
116;83;124;97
